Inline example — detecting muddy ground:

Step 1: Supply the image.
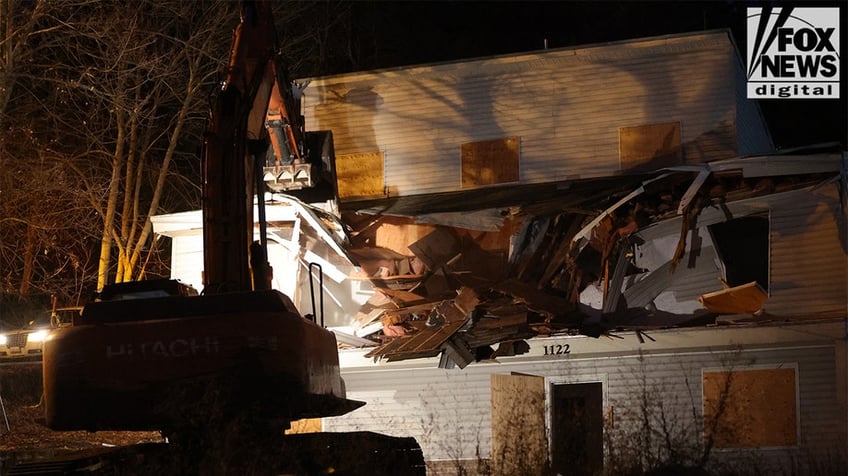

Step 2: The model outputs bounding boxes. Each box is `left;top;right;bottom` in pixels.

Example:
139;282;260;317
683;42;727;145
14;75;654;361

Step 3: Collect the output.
0;363;161;470
0;364;427;475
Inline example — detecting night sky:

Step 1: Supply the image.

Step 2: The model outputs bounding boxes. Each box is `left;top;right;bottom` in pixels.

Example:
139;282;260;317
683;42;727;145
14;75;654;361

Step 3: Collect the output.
347;1;846;150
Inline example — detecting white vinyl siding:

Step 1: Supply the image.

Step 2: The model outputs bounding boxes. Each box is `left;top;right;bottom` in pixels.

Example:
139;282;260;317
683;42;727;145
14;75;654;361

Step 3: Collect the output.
632;181;846;320
329;328;844;472
302;31;768;199
767;184;847;317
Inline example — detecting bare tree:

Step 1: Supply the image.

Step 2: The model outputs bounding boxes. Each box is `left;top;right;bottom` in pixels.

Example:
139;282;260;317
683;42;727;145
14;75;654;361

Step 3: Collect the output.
56;2;237;289
1;1;101;305
0;137;100;305
1;0;357;304
0;0;51;132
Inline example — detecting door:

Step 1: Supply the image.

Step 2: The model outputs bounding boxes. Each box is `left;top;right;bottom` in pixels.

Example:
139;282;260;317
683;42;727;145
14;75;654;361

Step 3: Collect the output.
551;382;603;476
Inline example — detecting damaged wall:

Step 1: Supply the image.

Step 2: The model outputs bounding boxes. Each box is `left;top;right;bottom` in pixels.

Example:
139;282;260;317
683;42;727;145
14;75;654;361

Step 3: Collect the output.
153;152;845;365
338;153;845;368
627;179;847;321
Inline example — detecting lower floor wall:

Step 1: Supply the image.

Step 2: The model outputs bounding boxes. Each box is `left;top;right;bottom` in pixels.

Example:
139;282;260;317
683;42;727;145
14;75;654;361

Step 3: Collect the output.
426;459;490;476
324;321;848;475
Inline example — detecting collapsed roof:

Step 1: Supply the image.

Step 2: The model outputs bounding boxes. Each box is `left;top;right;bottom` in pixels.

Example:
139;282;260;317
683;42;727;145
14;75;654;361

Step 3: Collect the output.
328;147;846;368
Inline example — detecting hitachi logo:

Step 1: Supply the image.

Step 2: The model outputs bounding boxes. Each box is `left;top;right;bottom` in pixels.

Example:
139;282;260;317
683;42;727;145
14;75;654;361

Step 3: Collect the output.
106;337;220;359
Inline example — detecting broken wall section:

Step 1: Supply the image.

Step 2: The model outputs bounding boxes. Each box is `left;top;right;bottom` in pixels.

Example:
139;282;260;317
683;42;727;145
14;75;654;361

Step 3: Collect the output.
341;152;845;365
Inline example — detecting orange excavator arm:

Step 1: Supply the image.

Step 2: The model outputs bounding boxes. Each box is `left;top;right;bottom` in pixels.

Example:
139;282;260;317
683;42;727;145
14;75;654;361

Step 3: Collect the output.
202;1;336;293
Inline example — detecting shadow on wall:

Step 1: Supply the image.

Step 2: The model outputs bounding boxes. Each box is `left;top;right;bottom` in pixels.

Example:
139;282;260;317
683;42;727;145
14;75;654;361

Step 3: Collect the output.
314;85;383;153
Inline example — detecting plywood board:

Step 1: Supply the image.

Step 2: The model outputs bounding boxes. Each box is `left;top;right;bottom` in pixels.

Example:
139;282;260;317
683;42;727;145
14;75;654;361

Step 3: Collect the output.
461;137;520;188
491;373;547;475
374;217;437;256
336;151;384;198
408;227;462;270
619;121;682;172
285;418;322;434
703;367;797;448
699;281;768;314
364;288;478;361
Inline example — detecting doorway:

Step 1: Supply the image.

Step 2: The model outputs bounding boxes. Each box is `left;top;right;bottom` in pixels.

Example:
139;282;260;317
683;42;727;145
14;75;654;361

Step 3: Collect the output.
550;382;604;476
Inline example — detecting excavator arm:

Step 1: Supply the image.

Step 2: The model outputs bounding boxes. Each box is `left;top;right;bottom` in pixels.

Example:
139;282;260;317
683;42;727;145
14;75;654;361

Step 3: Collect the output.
202;1;335;293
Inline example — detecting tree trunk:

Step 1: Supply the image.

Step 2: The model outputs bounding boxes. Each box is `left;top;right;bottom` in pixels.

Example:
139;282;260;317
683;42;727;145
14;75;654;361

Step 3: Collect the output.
96;119;126;291
19;223;36;295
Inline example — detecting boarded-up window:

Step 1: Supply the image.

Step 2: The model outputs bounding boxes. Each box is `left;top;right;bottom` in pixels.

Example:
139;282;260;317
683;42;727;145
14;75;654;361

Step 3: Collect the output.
619;122;682;172
703;367;797;448
335;151;384;199
461;137;519;188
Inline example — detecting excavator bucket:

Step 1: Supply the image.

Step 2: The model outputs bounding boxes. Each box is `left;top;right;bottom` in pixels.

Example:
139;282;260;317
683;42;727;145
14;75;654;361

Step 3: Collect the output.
264;129;338;204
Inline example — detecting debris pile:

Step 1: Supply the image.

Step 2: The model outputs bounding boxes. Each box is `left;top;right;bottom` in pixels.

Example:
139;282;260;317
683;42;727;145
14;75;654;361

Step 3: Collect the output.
328;152;842;367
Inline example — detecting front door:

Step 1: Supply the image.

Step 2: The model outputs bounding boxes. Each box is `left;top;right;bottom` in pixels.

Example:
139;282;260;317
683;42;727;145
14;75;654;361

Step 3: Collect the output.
551;382;603;476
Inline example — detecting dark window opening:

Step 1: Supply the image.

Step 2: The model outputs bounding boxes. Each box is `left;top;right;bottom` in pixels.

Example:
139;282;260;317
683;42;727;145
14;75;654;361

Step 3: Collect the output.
708;215;769;291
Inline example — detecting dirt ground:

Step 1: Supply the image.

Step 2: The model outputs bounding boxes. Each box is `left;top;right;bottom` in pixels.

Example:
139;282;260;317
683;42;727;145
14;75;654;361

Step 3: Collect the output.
0;363;161;456
0;364;427;475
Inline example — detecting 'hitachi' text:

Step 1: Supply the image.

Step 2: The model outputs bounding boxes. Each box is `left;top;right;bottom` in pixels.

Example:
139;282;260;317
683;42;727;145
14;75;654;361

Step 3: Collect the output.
106;337;220;359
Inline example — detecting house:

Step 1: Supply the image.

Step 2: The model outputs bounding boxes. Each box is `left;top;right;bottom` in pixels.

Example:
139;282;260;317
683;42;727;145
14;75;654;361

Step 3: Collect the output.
317;149;847;475
153;29;847;474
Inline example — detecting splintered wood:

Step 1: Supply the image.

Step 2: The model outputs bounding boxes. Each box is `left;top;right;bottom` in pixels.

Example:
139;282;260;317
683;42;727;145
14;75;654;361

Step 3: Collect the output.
365;287;479;361
341;166;833;364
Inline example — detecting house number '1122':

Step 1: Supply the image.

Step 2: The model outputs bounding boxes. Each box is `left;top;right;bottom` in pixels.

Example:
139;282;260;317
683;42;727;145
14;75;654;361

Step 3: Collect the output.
543;344;571;356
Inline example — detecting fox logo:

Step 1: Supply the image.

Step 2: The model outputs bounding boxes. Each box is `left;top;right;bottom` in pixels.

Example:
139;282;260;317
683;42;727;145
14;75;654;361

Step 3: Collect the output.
747;7;840;99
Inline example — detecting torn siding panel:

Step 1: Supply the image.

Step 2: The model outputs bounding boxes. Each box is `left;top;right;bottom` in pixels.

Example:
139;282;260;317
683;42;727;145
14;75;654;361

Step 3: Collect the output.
620;241;722;317
710;152;844;177
630;180;844;319
623;242;723;313
634;197;771;242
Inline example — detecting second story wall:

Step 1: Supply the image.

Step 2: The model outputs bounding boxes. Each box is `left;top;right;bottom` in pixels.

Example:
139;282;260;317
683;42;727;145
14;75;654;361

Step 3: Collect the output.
302;30;773;200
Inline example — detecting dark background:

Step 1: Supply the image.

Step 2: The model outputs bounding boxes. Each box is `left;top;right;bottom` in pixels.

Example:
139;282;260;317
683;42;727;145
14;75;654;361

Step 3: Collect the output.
344;1;846;150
